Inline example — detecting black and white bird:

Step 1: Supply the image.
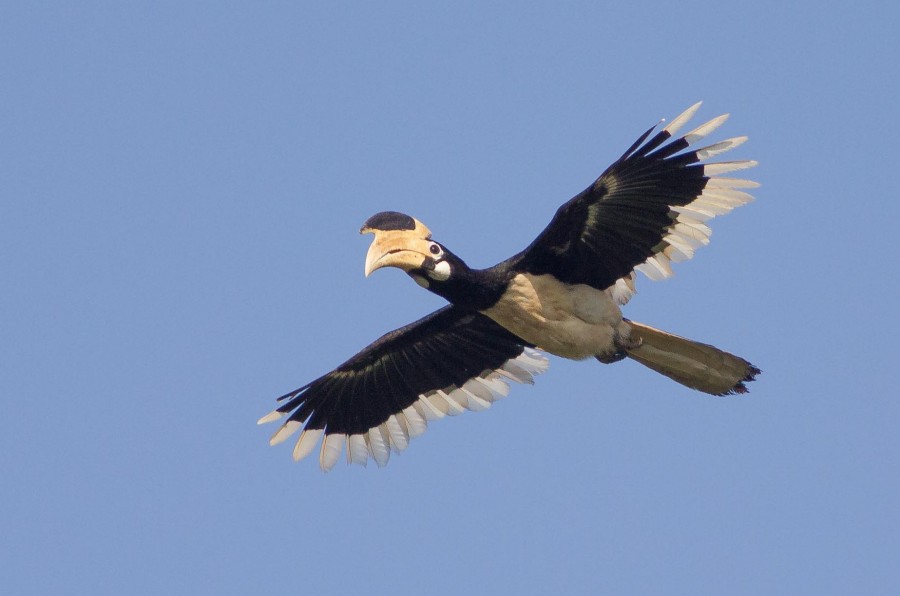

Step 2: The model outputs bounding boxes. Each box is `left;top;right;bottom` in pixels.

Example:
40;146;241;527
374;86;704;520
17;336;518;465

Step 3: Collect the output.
259;102;760;471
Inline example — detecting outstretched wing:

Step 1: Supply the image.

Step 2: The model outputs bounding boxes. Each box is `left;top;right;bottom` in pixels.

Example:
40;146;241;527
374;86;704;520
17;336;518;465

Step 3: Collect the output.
258;305;548;471
511;102;758;292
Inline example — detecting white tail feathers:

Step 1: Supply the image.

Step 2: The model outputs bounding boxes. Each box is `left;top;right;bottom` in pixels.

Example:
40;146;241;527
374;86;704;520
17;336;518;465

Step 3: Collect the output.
625;321;759;395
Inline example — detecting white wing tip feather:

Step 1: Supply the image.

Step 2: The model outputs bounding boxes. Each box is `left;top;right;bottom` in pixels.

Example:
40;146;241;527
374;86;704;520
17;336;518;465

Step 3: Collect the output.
664;101;703;136
706;177;760;189
269;420;301;446
257;410;284;425
684;113;730;145
292;428;323;462
635;107;756;283
695;136;748;160
704;160;758;176
319;433;344;472
347;434;369;467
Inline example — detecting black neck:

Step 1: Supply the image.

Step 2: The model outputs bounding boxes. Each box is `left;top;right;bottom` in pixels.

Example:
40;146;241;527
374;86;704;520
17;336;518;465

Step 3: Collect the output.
423;257;510;311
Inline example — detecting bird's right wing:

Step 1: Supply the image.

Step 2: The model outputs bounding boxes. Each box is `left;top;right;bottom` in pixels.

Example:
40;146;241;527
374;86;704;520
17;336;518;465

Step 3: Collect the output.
258;305;548;471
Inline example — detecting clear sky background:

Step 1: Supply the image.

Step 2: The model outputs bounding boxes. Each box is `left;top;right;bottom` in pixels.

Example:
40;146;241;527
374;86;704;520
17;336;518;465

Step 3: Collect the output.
3;2;898;595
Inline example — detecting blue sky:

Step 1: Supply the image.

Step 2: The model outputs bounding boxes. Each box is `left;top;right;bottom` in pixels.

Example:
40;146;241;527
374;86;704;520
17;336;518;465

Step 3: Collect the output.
2;2;898;594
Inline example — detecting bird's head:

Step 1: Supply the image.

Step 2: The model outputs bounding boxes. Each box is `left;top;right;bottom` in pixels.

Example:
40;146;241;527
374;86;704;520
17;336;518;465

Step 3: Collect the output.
360;211;458;289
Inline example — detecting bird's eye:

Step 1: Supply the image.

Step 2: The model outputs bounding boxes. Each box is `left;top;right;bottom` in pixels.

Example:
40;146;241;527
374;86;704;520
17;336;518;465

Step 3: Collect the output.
429;243;442;256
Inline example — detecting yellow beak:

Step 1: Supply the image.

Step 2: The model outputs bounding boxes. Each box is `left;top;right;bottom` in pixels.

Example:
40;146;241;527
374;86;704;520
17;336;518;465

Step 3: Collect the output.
364;236;434;277
361;216;434;277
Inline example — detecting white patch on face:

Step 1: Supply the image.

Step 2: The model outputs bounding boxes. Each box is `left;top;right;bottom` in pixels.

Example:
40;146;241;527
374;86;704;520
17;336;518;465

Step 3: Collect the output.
428;260;451;281
411;274;430;288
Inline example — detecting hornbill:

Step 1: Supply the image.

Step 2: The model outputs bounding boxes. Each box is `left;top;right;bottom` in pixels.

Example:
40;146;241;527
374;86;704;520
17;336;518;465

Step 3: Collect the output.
259;102;760;471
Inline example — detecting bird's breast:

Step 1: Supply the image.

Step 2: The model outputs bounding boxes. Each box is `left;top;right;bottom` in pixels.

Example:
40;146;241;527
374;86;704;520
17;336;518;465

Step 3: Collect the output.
480;273;628;360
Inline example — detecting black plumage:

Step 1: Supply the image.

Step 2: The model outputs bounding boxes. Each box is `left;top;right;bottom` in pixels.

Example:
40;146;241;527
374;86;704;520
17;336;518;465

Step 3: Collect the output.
272;306;533;436
510;124;705;289
260;102;760;470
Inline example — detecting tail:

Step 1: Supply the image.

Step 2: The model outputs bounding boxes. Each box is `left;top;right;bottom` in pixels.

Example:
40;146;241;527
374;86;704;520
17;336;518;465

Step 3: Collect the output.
624;320;760;395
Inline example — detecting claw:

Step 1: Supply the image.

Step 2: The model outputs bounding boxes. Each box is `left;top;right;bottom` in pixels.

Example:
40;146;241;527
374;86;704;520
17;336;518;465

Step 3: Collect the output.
595;351;627;364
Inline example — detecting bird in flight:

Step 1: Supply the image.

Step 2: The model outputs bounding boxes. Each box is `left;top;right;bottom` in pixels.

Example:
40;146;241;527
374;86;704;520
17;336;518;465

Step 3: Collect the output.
259;102;760;471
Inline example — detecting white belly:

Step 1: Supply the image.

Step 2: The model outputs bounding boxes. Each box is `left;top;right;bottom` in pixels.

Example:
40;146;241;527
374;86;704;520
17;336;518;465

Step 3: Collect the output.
480;273;631;360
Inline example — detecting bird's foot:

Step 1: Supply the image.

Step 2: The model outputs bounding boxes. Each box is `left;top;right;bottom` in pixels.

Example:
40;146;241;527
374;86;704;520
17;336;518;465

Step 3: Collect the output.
620;335;642;351
594;333;642;364
595;351;627;364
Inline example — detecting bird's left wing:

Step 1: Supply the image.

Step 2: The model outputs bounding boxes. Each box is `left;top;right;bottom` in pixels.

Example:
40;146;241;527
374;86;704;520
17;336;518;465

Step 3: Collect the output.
258;305;548;471
511;102;758;293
